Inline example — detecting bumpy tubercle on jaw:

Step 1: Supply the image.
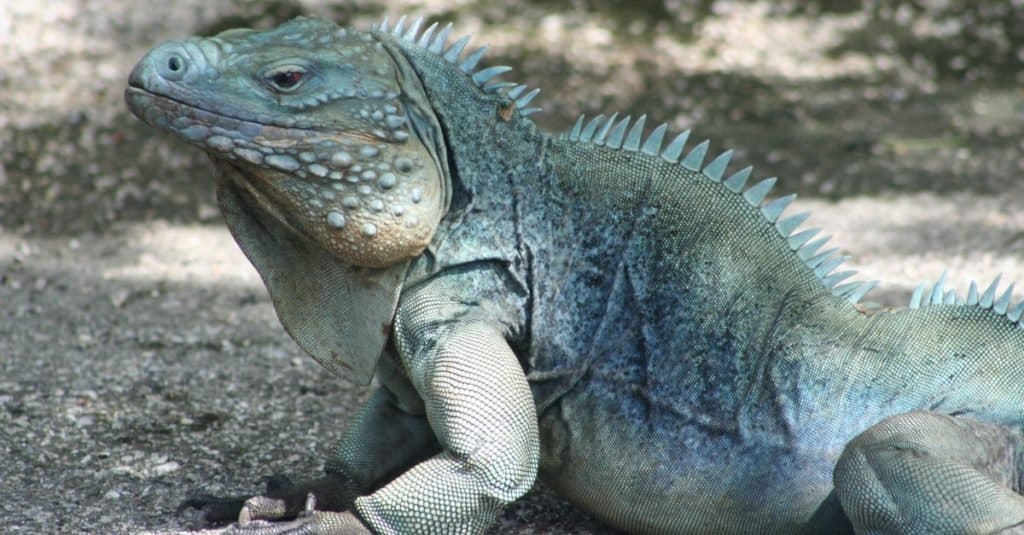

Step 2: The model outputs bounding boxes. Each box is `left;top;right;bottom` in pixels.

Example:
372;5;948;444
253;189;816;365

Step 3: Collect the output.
240;127;442;267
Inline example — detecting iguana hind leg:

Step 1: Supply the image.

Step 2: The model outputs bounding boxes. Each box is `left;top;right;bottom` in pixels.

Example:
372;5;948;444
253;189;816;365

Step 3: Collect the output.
834;410;1024;534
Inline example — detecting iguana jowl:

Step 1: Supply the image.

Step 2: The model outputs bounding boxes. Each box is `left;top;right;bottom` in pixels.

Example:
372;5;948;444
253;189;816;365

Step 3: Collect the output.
125;16;1024;534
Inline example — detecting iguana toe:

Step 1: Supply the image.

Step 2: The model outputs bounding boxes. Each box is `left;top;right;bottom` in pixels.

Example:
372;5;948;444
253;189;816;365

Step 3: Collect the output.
182;473;362;526
227;495;371;535
238;495;289;524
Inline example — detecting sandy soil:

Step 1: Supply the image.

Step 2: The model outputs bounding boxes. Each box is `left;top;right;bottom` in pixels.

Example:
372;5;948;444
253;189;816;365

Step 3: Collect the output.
2;1;1023;533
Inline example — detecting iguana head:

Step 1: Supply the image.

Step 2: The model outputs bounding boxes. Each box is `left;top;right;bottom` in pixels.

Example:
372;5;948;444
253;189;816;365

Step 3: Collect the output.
125;16;448;268
125;17;455;384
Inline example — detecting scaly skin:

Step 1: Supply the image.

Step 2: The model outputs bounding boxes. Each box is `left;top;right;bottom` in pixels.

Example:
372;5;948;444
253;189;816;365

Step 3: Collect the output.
126;16;1024;534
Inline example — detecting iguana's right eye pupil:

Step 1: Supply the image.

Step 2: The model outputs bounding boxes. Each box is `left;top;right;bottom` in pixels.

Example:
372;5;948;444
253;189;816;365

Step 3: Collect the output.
269;70;303;89
167;56;182;71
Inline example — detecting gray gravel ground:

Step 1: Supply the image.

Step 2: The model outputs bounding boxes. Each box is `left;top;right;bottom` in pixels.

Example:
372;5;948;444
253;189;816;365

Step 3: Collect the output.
2;1;1023;533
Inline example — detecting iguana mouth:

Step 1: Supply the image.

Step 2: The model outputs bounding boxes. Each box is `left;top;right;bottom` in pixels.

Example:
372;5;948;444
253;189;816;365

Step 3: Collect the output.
126;86;381;171
125;86;378;146
126;86;268;141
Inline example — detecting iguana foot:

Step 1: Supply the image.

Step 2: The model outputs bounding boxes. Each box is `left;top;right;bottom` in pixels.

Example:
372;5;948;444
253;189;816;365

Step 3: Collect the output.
222;494;372;535
181;474;359;526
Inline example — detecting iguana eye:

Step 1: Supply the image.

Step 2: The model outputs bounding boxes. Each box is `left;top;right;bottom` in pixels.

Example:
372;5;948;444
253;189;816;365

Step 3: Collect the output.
265;67;305;92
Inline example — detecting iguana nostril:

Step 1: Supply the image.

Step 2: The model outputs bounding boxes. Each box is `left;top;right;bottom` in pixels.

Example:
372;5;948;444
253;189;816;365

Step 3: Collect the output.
154;48;188;81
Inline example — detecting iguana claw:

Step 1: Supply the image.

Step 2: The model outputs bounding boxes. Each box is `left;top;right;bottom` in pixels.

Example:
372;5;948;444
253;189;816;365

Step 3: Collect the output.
225;493;372;535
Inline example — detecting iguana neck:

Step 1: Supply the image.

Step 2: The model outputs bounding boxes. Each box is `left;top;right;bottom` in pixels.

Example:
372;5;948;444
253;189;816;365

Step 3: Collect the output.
385;32;547;275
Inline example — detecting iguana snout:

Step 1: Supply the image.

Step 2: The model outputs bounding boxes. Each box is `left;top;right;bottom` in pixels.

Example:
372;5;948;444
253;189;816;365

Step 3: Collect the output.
125;17;446;268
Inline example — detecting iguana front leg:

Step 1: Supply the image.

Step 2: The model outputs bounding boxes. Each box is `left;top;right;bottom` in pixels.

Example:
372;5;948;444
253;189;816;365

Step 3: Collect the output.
214;319;539;534
354;320;540;533
835;410;1024;534
187;385;440;531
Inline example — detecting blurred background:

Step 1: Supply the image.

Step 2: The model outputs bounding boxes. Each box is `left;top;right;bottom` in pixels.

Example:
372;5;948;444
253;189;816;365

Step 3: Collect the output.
1;1;1023;533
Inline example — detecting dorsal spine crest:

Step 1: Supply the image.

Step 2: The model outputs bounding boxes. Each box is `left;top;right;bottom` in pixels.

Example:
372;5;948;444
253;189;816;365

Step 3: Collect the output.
379;14;1024;323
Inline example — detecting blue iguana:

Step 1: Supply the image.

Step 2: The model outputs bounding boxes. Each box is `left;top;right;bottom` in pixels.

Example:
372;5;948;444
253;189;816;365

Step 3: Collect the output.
124;16;1024;534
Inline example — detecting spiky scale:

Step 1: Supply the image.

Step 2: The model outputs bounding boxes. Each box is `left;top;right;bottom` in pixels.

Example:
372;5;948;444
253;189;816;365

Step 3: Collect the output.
846;280;878;304
641;124;668;156
833;281;858;297
520;107;542;116
761;194;795;223
743;177;777;207
994;283;1015;314
593;113;619;145
775;211;809;237
928;271;948;305
797;236;831;262
605;116;632;149
943;290;957;306
967;280;980;306
443;35;471;63
723;166;752;193
507;84;527;99
417;22;438;48
1009;300;1024;322
579;115;606;143
484;81;516;94
515;88;541;109
378;15;390;32
428;23;453;53
787;227;819;250
805;248;836;271
813;254;846;278
569;115;585;141
460;46;488;73
623;115;647;151
403;17;424;41
910;283;927;309
660;130;690;163
681;140;710;171
824;270;855;288
391;15;407;37
702;150;733;181
980;275;1002;308
472;65;512;85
